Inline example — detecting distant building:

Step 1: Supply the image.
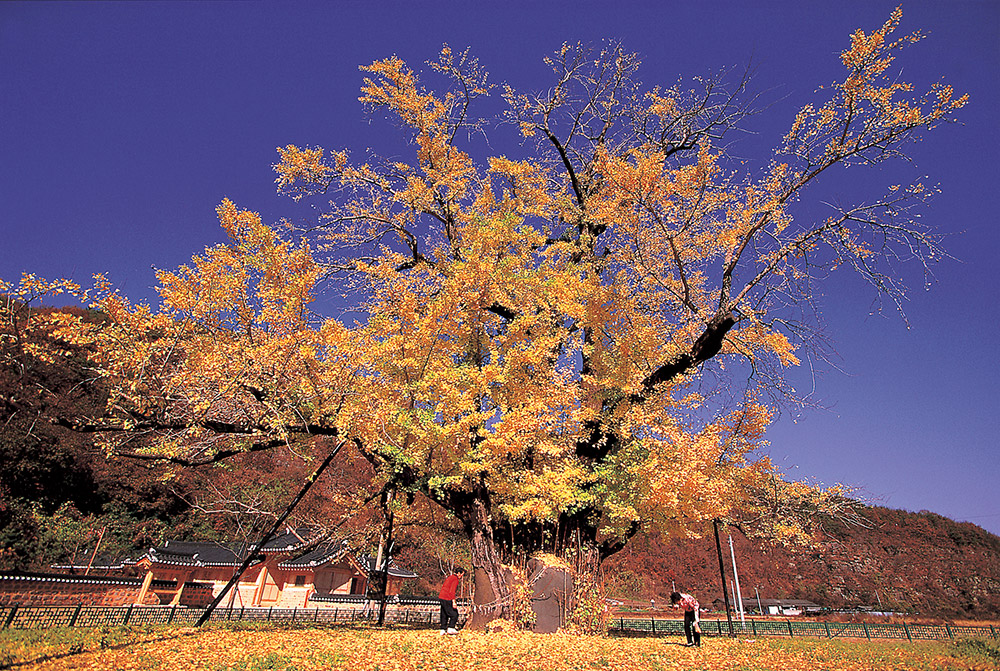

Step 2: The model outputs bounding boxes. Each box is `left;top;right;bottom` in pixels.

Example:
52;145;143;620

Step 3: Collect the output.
755;598;824;616
712;597;824;616
43;529;417;608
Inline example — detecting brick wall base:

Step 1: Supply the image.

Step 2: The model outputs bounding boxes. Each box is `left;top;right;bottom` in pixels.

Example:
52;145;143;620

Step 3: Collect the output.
0;573;158;607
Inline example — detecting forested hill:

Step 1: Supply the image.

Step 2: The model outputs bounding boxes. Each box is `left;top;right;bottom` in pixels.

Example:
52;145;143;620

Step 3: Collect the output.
604;507;1000;619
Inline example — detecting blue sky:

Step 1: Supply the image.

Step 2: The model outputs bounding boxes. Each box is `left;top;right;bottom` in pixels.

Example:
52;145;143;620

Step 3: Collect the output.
2;1;998;536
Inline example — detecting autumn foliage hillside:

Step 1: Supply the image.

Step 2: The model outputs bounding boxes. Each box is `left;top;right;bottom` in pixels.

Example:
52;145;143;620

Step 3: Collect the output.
604;508;1000;619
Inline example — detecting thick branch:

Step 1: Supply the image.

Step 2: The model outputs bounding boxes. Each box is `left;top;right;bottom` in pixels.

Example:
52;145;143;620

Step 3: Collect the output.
634;310;737;401
484;302;518;321
54;415;343;466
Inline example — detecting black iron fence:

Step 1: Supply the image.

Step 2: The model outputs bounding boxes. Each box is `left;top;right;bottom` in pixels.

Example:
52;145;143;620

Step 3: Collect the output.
3;604;999;642
0;602;444;631
613;616;1000;641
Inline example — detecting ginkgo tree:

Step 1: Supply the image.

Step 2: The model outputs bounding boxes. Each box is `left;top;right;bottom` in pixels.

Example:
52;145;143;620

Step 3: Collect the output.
4;10;965;628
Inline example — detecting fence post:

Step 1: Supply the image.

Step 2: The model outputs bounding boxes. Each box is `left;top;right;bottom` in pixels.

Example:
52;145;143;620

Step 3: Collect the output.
787;620;793;638
945;622;952;639
168;605;177;625
241;607;246;622
123;604;134;626
750;619;756;637
292;607;297;622
69;604;83;628
863;622;870;641
991;625;997;640
2;606;16;630
651;616;655;634
824;622;831;638
903;621;912;642
268;606;273;621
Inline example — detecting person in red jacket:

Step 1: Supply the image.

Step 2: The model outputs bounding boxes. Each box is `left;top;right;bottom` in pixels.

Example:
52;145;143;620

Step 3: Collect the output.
438;567;467;634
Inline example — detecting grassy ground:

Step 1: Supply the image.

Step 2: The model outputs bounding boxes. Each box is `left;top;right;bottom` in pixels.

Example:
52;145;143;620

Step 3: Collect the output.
2;624;998;670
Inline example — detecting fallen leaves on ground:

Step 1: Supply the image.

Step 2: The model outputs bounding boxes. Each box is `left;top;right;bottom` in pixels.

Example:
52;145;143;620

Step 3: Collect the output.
9;626;996;671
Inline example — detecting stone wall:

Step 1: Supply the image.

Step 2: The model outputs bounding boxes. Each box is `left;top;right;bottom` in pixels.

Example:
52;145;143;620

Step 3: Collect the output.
0;573;159;607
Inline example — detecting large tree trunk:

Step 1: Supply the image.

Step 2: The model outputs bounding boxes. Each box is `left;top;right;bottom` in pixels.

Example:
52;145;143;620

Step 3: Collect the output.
453;490;511;629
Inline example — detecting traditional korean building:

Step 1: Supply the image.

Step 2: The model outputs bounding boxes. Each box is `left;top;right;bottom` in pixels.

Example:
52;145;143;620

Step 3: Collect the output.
49;529;417;608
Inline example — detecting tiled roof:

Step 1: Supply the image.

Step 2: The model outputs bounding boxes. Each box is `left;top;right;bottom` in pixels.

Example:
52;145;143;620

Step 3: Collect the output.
134;528;323;568
357;555;420;579
147;541;254;567
261;528;319;553
0;571;142;586
2;571;216;592
50;557;125;571
278;540;348;569
48;528;418;580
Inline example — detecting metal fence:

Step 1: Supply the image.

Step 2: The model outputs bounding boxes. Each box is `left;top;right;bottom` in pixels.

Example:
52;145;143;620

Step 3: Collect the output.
3;605;999;642
0;603;443;631
613;616;1000;641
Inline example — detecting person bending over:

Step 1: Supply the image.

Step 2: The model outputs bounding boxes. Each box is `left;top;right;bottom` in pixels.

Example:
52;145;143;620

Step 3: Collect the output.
671;591;701;646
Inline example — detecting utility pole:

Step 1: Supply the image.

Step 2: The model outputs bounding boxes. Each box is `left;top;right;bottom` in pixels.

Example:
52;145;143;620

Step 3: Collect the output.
713;519;734;636
730;580;737;620
728;534;745;628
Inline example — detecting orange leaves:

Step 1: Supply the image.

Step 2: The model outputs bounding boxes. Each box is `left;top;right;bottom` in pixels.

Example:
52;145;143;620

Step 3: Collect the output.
360;56;441;130
273;144;338;200
784;6;966;170
77;201;367;462
487;157;555;219
360;53;478;192
0;274;91;369
337;210;607;521
645;90;679;120
0;274;83;305
727;318;800;369
153;200;319;340
840;6;905;74
15;626;974;670
599;398;779;539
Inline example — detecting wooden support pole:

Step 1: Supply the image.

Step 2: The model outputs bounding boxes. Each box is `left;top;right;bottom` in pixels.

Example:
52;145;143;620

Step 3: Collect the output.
170;572;190;606
135;570;155;605
195;440;346;627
